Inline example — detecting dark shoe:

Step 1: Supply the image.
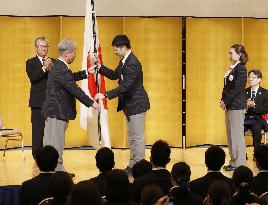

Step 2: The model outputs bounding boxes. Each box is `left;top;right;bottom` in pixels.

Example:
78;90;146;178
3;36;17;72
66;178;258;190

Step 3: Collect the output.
223;165;236;171
124;166;132;176
67;172;75;178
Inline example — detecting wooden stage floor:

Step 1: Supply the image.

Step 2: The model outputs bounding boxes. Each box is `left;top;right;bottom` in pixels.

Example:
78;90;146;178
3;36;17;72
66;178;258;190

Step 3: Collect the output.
0;147;258;185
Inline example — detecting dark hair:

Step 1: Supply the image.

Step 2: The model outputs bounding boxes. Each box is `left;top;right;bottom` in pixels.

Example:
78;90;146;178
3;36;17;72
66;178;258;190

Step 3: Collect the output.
106;169;130;202
171;162;191;184
254;145;268;170
35;145;59;172
48;171;74;198
112;35;131;49
205;145;226;171
141;185;164;205
95;147;115;173
230;44;248;65
208;180;231;205
67;180;102;205
132;159;152;178
232;166;253;194
248;69;262;79
151;140;171;167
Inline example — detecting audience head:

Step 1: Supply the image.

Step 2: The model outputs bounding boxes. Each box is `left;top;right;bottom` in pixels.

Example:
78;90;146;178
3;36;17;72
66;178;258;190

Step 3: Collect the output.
254;145;268;170
171;162;191;186
132;159;152;178
35;145;59;172
150;140;171;167
106;169;130;202
141;184;164;205
67;180;102;205
48;171;74;199
229;44;248;65
205;145;226;171
232;166;253;194
95;147;115;173
207;180;231;205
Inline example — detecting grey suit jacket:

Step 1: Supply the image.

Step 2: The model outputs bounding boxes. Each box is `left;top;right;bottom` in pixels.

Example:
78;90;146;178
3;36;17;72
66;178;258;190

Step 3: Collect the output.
99;52;150;116
42;59;93;121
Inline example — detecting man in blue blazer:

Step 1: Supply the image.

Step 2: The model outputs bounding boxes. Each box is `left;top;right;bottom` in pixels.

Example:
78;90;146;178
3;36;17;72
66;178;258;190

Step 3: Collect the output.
42;39;99;175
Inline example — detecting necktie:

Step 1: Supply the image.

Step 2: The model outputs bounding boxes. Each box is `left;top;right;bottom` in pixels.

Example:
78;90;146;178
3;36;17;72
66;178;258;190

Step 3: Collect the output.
252;90;256;100
42;58;45;66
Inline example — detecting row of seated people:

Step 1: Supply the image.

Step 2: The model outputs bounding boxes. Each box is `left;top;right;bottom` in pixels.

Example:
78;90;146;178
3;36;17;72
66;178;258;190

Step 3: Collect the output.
20;140;268;205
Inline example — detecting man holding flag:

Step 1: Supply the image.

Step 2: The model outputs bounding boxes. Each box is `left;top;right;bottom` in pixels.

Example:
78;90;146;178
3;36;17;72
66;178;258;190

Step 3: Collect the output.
94;35;150;175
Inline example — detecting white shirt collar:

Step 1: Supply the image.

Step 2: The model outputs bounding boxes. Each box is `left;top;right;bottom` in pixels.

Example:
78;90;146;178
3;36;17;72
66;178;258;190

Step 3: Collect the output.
152;167;167;171
58;58;69;69
122;50;131;65
251;86;259;94
230;61;240;69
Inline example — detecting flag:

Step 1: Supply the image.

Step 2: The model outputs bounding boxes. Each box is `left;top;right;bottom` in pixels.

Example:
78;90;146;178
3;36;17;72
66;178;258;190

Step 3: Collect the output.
80;0;111;149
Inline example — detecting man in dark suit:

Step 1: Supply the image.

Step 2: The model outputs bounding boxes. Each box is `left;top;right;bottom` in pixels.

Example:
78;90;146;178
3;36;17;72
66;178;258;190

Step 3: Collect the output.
42;39;99;174
244;69;268;152
21;145;59;205
252;145;268;196
90;147;115;196
94;35;150;174
132;140;172;203
26;37;54;157
189;145;232;200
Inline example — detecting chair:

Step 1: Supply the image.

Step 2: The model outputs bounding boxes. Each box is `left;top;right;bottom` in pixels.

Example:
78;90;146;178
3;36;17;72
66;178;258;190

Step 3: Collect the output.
0;114;24;159
244;129;267;145
0;185;21;205
260;192;268;203
38;197;53;205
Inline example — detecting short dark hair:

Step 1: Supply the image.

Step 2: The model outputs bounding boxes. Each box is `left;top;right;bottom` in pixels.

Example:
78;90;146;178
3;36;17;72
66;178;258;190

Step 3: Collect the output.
35;145;59;172
171;162;191;184
232;166;253;193
205;145;226;171
112;35;131;49
254;145;268;170
141;185;164;205
67;180;102;205
248;69;262;79
106;169;131;202
208;180;231;205
151;140;171;167
231;44;248;65
132;159;152;178
95;147;115;173
48;171;74;198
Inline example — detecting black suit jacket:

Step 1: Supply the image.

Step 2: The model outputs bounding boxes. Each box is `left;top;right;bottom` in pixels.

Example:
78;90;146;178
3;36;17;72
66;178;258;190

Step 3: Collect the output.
189;172;232;200
26;56;55;108
252;172;268;196
132;169;172;203
99;52;150;117
42;60;94;121
90;172;108;196
245;87;268;131
21;173;53;205
221;62;247;110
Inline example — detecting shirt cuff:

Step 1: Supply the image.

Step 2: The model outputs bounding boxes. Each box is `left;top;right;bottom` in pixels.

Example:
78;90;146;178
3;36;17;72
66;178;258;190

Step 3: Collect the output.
85;69;89;76
42;67;47;72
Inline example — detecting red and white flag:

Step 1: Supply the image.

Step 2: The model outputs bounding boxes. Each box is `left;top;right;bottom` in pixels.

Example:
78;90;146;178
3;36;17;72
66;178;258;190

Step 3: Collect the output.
80;0;111;149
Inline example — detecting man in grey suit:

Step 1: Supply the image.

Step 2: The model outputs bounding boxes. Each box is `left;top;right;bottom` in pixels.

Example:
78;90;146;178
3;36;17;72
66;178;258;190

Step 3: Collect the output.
94;35;150;175
42;39;99;175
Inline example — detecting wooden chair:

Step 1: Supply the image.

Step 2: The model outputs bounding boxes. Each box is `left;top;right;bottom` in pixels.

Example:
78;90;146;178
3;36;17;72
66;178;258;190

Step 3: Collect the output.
245;129;267;145
0;114;24;159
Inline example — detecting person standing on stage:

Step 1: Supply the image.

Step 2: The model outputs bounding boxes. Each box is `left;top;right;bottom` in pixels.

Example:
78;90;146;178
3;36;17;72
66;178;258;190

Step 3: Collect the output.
42;39;99;175
26;36;54;158
220;44;248;171
94;35;150;175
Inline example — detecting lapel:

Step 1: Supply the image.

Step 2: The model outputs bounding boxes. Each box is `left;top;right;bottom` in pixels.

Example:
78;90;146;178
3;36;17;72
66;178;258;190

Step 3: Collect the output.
246;87;251;99
255;87;264;103
34;56;42;67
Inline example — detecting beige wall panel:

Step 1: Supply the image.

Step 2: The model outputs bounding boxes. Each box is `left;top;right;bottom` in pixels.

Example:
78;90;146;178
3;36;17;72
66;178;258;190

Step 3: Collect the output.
125;17;182;146
0;17;60;148
186;18;242;146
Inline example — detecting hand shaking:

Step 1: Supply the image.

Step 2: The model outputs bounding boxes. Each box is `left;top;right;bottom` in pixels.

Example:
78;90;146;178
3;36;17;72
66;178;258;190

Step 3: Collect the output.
94;93;105;101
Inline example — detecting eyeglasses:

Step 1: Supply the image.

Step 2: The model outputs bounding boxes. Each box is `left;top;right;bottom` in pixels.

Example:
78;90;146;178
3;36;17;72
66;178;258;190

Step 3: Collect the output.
248;76;259;79
38;45;49;48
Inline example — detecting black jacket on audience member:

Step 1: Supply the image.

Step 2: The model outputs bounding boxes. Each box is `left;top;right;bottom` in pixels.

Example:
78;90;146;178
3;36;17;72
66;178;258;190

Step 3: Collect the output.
189;171;232;200
252;172;268;196
90;172;109;196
